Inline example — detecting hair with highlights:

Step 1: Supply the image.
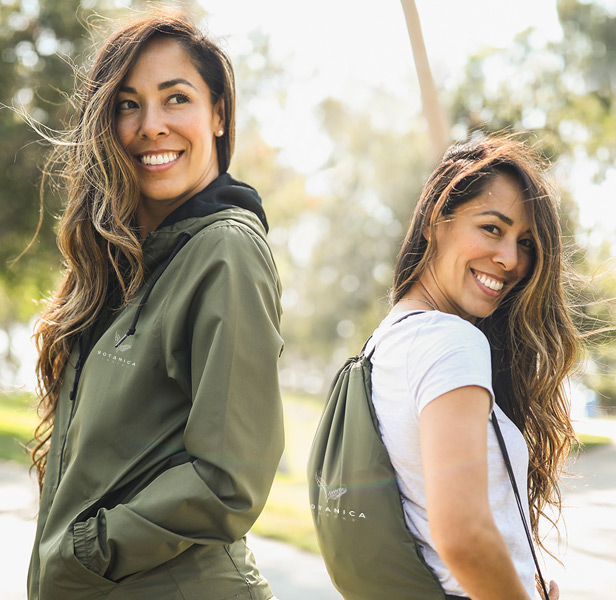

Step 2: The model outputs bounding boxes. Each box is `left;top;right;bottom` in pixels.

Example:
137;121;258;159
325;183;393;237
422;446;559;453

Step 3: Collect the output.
32;10;236;489
393;134;580;553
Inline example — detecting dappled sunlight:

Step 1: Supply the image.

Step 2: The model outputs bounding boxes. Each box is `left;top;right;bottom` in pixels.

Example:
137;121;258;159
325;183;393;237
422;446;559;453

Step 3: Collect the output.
2;1;616;598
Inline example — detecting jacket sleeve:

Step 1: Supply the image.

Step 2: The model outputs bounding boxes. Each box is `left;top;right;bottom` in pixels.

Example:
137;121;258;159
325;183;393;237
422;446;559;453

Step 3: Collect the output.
73;220;285;581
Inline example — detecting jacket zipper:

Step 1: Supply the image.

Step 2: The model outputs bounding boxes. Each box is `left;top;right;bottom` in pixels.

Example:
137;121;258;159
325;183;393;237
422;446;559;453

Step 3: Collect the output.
57;331;89;486
56;233;192;485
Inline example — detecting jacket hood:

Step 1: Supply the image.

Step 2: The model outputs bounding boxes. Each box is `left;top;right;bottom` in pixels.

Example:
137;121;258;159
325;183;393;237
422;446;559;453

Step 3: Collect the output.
65;174;273;424
158;172;268;232
110;174;270;353
141;173;269;272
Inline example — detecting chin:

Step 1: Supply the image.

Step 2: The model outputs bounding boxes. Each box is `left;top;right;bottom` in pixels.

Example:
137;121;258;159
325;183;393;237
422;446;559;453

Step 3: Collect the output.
476;303;502;320
464;303;497;321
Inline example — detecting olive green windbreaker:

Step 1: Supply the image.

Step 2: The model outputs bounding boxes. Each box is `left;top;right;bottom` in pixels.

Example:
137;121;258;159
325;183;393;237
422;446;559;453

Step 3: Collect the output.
28;196;284;599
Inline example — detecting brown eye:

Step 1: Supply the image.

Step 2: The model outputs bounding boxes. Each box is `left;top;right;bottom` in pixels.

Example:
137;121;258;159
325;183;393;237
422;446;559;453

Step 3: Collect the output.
168;93;189;105
116;99;138;112
519;238;535;250
481;224;501;236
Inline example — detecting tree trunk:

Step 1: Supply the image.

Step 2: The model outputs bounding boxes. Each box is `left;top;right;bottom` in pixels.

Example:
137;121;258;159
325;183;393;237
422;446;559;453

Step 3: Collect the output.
400;0;451;159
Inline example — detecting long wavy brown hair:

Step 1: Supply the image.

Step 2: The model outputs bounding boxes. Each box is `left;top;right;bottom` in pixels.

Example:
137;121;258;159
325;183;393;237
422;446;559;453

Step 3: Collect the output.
393;134;580;552
31;11;236;490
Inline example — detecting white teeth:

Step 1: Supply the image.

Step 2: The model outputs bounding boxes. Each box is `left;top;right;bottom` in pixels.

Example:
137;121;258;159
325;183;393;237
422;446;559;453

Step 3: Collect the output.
475;273;504;291
140;152;179;165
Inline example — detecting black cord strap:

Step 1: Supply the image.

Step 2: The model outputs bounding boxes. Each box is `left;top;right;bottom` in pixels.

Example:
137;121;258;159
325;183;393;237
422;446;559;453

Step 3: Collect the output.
491;412;550;600
115;232;192;348
365;312;549;598
363;311;422;360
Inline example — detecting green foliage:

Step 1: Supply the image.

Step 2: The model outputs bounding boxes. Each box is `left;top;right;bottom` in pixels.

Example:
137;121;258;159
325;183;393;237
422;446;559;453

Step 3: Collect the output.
268;93;432;391
2;0;616;409
574;433;612;452
0;0;89;323
262;0;616;398
222;32;430;388
450;0;616;171
0;391;37;464
0;0;207;324
446;0;616;409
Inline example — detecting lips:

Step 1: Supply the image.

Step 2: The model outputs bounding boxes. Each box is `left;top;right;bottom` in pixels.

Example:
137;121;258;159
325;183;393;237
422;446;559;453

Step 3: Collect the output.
472;270;504;292
137;151;182;166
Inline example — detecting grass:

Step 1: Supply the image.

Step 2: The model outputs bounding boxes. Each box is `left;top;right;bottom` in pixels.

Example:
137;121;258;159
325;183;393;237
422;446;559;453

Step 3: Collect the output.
252;391;324;553
1;390;612;554
0;391;37;465
0;388;325;552
574;433;612;453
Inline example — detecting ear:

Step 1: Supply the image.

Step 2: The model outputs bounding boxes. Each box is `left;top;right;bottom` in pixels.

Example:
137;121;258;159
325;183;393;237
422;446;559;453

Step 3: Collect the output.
422;202;437;242
212;98;225;133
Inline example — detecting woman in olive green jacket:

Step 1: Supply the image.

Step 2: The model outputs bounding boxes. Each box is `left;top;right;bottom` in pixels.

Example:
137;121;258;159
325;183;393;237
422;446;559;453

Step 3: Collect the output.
28;12;283;600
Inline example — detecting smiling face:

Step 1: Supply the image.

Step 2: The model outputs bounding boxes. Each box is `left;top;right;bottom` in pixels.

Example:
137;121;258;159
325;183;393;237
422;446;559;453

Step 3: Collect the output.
115;36;224;230
420;173;535;322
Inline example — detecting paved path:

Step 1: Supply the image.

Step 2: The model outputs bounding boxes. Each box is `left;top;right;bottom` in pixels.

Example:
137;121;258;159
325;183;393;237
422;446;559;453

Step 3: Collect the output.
540;442;616;600
1;418;615;599
0;461;342;600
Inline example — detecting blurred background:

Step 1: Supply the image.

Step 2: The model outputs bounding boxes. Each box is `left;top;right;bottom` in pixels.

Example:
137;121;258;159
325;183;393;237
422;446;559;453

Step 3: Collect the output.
1;0;616;598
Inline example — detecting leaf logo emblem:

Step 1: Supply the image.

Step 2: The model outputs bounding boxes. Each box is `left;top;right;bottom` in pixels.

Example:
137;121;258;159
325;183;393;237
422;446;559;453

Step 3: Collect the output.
316;472;348;500
114;331;133;353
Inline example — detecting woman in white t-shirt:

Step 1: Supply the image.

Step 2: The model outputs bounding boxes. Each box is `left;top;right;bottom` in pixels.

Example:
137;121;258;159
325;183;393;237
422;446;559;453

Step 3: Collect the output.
370;135;578;600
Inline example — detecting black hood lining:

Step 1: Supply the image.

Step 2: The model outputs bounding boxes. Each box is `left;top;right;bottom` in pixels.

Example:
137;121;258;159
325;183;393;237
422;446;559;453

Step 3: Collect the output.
157;172;269;232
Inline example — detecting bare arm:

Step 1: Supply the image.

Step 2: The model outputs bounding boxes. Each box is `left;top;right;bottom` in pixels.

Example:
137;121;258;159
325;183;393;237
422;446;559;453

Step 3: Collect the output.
420;385;531;600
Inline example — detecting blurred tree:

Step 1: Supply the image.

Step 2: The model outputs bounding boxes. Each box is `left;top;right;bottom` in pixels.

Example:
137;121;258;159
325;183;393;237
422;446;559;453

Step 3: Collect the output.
0;0;206;311
275;0;616;401
0;0;203;384
227;32;434;392
3;0;616;408
400;0;451;158
1;0;80;324
271;92;432;392
447;0;616;411
0;0;94;382
450;0;616;171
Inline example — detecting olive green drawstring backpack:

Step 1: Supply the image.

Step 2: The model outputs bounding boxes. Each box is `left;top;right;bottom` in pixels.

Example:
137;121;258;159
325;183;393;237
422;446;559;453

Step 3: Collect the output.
307;313;446;600
307;312;549;600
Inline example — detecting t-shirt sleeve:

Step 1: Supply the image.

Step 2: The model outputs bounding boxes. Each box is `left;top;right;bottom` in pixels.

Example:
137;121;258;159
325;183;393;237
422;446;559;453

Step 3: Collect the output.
411;317;494;414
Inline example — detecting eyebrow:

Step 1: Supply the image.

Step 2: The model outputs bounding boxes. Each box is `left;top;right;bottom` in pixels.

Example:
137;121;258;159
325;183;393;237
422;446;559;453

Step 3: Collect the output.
119;78;198;94
478;210;514;226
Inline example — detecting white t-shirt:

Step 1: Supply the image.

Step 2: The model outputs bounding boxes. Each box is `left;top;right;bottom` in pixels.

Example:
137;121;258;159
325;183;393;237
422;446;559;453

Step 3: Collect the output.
368;310;536;598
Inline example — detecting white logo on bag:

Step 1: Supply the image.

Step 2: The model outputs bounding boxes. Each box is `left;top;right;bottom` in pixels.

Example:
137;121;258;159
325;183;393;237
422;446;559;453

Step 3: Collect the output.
316;472;348;500
311;473;367;520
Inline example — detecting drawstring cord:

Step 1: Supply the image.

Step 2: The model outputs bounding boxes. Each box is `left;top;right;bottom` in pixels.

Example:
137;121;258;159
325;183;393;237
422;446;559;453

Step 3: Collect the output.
57;232;192;485
115;232;192;348
59;324;97;483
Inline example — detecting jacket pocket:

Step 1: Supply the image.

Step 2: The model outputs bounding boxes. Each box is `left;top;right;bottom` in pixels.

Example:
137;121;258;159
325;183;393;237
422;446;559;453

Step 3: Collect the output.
37;525;117;599
59;524;118;592
166;541;272;600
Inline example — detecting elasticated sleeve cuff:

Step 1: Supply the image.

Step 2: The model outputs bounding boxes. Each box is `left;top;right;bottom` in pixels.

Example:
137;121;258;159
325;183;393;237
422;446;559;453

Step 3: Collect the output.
73;520;95;569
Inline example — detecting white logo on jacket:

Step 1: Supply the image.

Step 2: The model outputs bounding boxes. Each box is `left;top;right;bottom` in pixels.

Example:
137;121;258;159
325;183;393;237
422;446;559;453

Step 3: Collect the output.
94;332;137;367
114;331;133;352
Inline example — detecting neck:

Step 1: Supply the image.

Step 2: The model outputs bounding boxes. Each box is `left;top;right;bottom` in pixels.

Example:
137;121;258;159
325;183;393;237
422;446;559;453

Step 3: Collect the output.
408;273;476;323
398;281;437;309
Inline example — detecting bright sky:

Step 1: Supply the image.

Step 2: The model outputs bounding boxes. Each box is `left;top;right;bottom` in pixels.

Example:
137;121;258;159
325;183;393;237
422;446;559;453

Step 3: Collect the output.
202;0;615;241
205;0;563;92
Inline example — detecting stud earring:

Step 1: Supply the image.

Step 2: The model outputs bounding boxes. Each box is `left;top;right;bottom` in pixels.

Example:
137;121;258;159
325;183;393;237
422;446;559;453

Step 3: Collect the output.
216;129;224;137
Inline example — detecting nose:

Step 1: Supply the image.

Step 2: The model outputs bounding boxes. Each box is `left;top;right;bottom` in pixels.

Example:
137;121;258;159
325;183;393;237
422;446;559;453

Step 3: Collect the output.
138;104;168;140
494;238;519;272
